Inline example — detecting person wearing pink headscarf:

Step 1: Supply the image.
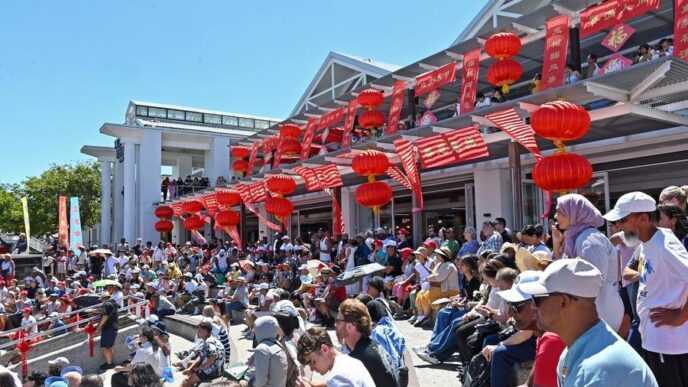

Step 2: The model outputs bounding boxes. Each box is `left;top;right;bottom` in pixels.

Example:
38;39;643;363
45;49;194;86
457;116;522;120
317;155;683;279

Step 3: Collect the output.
551;194;626;334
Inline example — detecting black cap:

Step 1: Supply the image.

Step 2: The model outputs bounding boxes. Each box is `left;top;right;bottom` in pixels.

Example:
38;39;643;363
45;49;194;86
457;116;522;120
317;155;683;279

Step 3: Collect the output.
368;276;385;292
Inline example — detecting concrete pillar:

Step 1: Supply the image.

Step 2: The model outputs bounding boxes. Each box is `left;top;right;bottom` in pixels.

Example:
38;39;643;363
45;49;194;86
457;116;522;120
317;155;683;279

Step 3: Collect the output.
258;204;270;242
206;136;230;187
474;167;513;228
113;158;124;246
176;155;193;180
99;160;112;246
139;129;162;244
122;140;136;244
340;186;355;235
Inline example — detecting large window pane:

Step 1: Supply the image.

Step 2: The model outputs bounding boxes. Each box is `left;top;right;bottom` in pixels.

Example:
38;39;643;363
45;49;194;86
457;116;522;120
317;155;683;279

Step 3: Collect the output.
149;107;166;118
238;117;254;128
254;120;269;129
135;106;148;116
223;116;238;126
204;113;222;124
186;112;202;122
168;110;185;120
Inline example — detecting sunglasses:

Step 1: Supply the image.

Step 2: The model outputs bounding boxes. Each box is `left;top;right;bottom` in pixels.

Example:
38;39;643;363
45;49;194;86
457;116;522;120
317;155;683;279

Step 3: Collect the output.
532;292;578;306
509;300;532;314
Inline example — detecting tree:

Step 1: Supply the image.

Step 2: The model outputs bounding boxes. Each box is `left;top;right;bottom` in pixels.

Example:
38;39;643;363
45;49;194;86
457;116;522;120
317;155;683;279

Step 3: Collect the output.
0;162;101;236
0;184;24;233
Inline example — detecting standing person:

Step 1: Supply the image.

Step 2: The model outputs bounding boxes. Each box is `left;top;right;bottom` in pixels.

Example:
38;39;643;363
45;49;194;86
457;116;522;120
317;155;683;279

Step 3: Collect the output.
520;258;658;387
296;327;375;387
495;217;513;243
658;185;686;211
248;316;288;387
604;192;688;386
319;231;332;264
585;53;603;78
96;293;119;371
657;204;688;250
161;177;169;201
477;221;503;255
551;193;625;333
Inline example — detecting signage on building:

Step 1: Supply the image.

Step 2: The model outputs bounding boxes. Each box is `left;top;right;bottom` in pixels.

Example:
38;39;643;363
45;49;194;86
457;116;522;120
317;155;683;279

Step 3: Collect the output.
541;15;570;91
415;62;456;97
460;49;481;114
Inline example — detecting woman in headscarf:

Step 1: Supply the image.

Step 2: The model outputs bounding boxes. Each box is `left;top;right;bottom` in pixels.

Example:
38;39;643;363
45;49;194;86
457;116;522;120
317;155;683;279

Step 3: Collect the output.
552;193;625;333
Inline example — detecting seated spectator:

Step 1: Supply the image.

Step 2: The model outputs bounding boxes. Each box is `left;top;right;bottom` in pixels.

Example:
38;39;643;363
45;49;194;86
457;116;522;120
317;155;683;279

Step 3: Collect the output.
111;326;166;387
414;247;460;327
367;299;405;370
519;224;551;255
458;227;480;257
179;321;225;387
129;363;162;387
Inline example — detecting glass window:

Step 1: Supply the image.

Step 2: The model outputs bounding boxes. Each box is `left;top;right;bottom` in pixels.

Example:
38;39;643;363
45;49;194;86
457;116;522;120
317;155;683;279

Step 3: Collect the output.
254;120;269;129
148;107;166;118
135;106;148;116
186;111;202;122
167;110;185;120
204;113;222;124
223;115;238;126
239;117;254;128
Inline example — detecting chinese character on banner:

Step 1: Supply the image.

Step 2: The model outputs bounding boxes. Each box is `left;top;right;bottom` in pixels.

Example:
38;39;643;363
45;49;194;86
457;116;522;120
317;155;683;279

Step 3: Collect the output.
541;15;569;91
386;80;407;134
601;53;633;75
460;49;481;113
415;62;456;97
675;0;688;62
580;0;659;37
601;24;635;52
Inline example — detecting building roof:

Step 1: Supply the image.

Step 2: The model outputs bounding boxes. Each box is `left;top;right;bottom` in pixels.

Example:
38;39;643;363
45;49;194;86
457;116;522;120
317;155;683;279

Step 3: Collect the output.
130;100;282;122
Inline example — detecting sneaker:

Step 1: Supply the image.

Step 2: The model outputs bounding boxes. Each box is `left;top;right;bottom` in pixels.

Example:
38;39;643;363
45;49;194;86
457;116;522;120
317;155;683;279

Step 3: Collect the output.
413;315;426;327
416;351;441;365
412;346;428;355
408;316;417;324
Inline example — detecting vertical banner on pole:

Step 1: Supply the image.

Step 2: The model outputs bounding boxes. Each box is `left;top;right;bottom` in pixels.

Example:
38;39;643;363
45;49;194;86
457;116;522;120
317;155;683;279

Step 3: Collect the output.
341;99;359;148
69;197;83;254
541;15;570;91
58;196;69;250
301;118;318;161
675;0;688;61
386;81;407;134
21;197;30;254
460;49;481;114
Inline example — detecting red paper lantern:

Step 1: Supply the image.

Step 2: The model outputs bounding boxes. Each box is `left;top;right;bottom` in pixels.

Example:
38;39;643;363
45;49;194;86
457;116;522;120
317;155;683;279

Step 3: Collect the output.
352;150;390;177
279;124;301;139
155;220;174;233
216;191;241;207
485;32;522;60
355;181;393;208
279;138;301;156
231;146;251;159
233;159;249;173
532;152;592;192
322;127;343;144
183;215;205;230
154;206;174;219
530;101;591;143
265;197;294;218
215;210;240;227
265;175;296;196
181;200;204;213
487;58;523;93
358;110;385;129
357;89;384;109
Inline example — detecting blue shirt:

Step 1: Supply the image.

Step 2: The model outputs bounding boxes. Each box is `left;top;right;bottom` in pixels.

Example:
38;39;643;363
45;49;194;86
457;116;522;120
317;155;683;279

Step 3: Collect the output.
557;320;657;387
458;240;480;257
370;316;405;369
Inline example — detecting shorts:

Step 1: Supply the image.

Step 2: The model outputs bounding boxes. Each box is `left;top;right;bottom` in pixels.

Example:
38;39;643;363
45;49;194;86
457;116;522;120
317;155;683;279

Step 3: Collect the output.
198;370;220;382
100;327;118;348
225;301;246;315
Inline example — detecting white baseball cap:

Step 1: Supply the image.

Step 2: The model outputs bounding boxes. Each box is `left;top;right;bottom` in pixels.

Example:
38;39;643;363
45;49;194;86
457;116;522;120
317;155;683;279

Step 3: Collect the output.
519;258;602;298
498;271;543;303
603;191;656;222
383;240;397;249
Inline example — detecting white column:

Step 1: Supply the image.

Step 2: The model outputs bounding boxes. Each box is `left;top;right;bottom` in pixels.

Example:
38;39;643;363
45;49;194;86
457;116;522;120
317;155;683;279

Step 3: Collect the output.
474;167;513;226
99;160;112;246
139;129;162;244
206;136;230;187
122;140;137;244
113;158;124;245
341;186;355;236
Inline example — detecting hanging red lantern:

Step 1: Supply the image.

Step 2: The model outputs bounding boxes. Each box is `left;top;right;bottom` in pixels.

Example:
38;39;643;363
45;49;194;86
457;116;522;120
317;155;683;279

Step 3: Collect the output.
486;58;523;94
265;175;296;196
215;210;240;227
279;124;301;139
355;181;393;208
181;200;204;213
154;206;174;219
532;152;592;192
231;146;251;159
530;101;591;143
322;127;343;144
358;110;385;129
155;220;174;233
183;214;205;230
216;191;241;207
279;138;301;156
233;159;249;174
485;32;522;60
357;89;384;110
265;197;294;219
352;150;390;178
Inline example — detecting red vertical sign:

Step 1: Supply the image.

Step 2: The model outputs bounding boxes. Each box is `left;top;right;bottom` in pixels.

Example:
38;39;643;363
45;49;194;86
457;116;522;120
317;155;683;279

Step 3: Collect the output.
58;196;69;249
460;49;481;114
676;0;688;61
341;99;359;148
300;118;318;161
541;15;570;91
246;141;260;177
386;81;407;134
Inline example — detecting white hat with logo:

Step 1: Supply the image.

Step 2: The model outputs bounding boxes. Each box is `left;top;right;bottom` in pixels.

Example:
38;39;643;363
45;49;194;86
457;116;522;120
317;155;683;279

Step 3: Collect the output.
603;191;656;222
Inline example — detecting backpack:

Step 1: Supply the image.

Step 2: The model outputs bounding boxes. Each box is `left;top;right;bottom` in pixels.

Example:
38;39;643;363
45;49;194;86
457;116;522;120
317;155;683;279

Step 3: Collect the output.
462;352;490;387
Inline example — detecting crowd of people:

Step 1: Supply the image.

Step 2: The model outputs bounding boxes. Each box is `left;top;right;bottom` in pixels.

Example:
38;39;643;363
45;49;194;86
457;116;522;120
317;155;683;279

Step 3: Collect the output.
160;176;214;201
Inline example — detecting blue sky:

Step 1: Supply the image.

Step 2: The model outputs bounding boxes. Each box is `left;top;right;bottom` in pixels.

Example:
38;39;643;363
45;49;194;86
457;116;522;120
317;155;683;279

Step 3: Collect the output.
0;1;487;184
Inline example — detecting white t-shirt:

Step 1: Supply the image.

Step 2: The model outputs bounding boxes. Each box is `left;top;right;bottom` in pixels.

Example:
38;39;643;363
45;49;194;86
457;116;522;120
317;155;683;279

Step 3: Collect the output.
326;353;376;387
105;256;119;276
319;239;331;263
21;315;38;334
414;260;433;290
637;227;688;354
131;342;167;376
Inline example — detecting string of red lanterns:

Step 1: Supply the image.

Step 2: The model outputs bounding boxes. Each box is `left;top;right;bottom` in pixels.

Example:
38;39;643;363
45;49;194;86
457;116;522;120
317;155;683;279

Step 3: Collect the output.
485;32;523;94
154;205;174;235
357;89;385;136
264;174;296;227
231;146;251;176
352;150;393;215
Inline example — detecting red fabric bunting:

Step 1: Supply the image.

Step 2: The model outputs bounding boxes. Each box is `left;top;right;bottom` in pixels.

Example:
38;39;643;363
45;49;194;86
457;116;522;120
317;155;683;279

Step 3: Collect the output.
394;138;423;211
386;166;413;191
318;107;346;130
541;15;570;91
485;109;542;158
301;118;318;161
415;134;458;169
460;49;481;114
201;193;218;216
415;62;457;96
415;125;489;169
386;81;407;134
246;141;260;177
293;164;343;191
341;99;359;148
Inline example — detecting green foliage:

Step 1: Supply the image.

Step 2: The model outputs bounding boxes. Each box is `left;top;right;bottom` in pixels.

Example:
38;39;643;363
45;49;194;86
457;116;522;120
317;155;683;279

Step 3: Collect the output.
0;162;101;235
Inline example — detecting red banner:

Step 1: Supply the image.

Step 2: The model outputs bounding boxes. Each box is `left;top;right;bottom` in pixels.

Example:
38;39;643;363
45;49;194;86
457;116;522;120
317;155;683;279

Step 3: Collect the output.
580;0;659;37
341;99;359;148
485;109;542;158
318;107;345;130
675;0;688;61
601;23;635;52
618;0;660;22
394;138;423;211
415;62;456;96
460;49;481;114
246;141;260;177
300;118;318;161
414;125;489;169
325;189;344;237
386;81;407;134
541;15;570;91
58;196;69;249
